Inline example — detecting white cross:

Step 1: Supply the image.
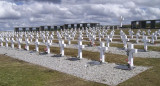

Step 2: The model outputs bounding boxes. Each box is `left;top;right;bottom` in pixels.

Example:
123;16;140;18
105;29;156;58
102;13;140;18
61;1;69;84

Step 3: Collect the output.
30;35;33;42
99;33;102;42
45;40;52;54
148;29;151;35
119;16;124;27
5;37;9;47
136;33;140;43
35;38;40;52
77;40;85;59
142;31;146;37
11;37;15;48
42;35;46;43
59;40;66;56
0;37;4;46
78;35;83;41
67;35;72;45
129;30;134;39
122;35;129;50
98;42;108;63
91;35;96;46
17;38;22;49
109;33;113;42
154;32;157;40
57;33;62;43
105;35;111;47
151;33;155;44
25;38;30;51
49;34;54;44
142;36;150;51
127;44;137;68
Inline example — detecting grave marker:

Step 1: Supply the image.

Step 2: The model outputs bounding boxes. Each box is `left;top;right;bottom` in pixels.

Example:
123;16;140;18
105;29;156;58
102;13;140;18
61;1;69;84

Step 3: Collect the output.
98;42;108;63
77;40;85;59
127;44;137;69
35;38;40;52
45;40;51;54
25;38;30;51
11;37;15;48
60;40;66;56
142;36;150;51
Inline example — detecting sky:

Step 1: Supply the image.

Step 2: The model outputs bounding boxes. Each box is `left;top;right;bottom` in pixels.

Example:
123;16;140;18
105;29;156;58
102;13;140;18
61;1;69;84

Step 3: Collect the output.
0;0;160;31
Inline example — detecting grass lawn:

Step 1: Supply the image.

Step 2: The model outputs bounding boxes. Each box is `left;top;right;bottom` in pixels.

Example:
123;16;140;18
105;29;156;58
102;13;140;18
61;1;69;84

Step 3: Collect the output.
0;54;106;86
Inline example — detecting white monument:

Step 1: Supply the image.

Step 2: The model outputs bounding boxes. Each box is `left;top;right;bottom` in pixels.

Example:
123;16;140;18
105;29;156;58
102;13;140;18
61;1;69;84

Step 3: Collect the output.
127;44;137;69
119;16;124;28
60;40;66;56
98;42;108;63
77;40;85;59
45;40;52;54
11;37;15;48
142;36;150;51
25;38;30;51
35;38;40;52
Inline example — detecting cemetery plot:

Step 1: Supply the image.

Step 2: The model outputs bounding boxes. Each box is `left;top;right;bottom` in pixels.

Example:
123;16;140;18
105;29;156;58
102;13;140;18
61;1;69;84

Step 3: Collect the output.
0;47;149;86
0;28;160;85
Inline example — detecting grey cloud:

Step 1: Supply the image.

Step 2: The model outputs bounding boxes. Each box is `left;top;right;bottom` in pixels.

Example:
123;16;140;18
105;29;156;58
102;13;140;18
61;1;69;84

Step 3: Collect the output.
0;0;160;31
9;0;61;4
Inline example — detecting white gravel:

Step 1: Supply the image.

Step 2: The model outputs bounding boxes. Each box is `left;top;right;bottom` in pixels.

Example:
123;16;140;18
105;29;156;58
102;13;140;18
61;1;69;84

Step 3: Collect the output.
0;47;149;86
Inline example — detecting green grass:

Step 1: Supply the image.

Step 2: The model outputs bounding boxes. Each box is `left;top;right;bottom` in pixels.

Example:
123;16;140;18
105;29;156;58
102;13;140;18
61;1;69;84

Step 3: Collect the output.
0;54;106;86
118;58;160;86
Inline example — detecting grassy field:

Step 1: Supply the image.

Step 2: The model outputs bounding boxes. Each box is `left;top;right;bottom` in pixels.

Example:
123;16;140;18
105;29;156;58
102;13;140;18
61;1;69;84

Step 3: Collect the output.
0;54;106;86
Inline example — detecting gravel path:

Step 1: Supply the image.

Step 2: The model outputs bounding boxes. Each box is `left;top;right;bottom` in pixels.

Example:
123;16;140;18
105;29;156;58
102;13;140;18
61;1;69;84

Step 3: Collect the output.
0;47;149;86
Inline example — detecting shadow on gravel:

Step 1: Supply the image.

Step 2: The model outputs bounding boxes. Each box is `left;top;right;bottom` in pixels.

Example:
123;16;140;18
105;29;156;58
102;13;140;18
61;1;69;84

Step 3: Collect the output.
51;54;62;57
66;57;80;61
88;61;102;66
39;52;48;55
29;50;36;53
137;49;146;52
114;64;135;70
117;48;124;50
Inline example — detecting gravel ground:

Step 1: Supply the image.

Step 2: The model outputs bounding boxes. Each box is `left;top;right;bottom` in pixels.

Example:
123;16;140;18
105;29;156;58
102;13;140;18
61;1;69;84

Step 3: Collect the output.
0;47;149;86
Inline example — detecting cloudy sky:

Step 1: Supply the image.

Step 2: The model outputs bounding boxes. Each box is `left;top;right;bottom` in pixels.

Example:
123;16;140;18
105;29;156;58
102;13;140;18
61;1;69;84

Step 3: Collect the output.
0;0;160;31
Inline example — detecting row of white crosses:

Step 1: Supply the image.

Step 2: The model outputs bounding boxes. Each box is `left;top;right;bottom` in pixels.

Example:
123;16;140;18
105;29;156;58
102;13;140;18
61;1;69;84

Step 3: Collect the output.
0;29;140;69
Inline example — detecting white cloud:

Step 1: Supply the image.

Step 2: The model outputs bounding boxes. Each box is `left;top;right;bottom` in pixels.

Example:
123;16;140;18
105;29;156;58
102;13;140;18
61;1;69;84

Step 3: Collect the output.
0;1;21;19
0;0;160;31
